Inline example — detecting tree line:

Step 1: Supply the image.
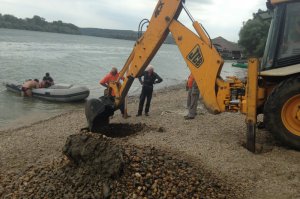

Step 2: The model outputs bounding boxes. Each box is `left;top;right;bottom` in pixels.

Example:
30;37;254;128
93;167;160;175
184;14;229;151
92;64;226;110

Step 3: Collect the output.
0;14;80;34
0;13;175;43
0;12;271;55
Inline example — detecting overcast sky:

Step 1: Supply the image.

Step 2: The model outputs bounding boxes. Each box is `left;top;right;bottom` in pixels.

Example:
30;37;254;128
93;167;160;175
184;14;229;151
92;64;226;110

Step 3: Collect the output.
0;0;266;42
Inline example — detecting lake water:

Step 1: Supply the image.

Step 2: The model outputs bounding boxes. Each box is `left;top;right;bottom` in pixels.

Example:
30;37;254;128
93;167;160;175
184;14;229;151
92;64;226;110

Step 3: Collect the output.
0;28;246;129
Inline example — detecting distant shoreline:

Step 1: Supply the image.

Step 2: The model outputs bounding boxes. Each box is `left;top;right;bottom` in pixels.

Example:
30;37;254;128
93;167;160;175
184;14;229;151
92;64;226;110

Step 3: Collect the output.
0;14;172;42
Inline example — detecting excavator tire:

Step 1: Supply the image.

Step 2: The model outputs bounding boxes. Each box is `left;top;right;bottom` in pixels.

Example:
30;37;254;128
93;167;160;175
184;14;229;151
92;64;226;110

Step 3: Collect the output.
264;76;300;150
85;96;115;132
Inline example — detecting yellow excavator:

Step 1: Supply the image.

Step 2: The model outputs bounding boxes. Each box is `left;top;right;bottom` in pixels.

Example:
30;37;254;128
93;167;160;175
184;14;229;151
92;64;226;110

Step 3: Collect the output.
85;0;300;152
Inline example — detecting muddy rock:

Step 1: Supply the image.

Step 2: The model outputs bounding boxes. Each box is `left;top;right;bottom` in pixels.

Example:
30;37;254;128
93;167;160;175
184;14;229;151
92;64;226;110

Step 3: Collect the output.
63;132;124;178
0;185;4;197
102;182;111;199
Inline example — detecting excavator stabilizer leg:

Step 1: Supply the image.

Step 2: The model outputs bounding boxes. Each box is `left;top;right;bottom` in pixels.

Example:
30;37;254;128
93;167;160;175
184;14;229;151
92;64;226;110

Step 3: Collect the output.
85;96;115;132
246;58;259;153
246;121;256;152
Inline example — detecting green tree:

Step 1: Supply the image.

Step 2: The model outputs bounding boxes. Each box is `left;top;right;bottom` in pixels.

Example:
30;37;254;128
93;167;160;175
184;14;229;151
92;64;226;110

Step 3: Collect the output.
238;10;271;57
0;13;80;35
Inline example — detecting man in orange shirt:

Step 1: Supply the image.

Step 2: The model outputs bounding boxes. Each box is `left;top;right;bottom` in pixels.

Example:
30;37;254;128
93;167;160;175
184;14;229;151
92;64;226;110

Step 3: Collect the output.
185;73;199;120
99;67;130;118
100;67;119;95
186;73;194;108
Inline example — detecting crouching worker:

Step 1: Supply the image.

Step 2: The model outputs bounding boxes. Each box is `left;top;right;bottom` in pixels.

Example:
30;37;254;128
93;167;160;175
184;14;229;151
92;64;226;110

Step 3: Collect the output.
21;79;39;97
99;67;130;118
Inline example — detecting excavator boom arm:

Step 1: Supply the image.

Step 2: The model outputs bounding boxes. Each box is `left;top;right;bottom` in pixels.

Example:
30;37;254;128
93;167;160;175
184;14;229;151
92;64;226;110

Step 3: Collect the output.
112;0;224;114
111;0;183;105
86;0;230;132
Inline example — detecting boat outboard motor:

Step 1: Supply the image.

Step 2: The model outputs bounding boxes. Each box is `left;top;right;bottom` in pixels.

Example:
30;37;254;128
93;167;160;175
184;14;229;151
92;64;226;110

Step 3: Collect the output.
85;96;115;132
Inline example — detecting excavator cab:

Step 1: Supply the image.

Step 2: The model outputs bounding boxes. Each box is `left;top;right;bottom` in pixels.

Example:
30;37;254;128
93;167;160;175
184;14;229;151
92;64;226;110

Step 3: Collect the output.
262;1;300;70
259;0;300;150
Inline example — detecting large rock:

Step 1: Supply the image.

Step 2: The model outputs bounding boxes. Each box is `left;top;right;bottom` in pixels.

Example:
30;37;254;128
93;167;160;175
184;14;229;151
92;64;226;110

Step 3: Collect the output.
62;133;124;179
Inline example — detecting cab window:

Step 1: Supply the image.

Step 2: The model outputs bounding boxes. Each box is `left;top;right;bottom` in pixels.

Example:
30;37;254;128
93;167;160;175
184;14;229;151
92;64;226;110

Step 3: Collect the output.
278;3;300;59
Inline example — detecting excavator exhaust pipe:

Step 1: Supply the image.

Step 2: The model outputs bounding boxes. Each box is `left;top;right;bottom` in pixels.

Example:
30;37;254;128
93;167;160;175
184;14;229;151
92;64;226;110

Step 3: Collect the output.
85;96;115;132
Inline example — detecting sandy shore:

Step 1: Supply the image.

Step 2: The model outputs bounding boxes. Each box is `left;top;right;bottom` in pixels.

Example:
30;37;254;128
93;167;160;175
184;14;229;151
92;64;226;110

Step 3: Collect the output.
0;85;299;198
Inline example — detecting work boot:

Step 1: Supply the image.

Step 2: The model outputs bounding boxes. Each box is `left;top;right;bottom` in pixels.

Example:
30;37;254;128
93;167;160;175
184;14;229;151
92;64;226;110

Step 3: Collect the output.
257;122;265;129
122;114;131;119
184;115;194;120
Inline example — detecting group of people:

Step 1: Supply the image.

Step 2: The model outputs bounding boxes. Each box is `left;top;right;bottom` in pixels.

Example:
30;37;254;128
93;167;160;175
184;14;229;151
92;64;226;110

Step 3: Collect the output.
21;73;54;96
100;65;200;120
99;65;163;118
23;66;199;119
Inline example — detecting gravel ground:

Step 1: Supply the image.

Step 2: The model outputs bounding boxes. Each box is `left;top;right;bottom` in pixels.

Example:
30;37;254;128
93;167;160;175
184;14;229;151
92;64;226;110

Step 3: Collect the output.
0;85;299;198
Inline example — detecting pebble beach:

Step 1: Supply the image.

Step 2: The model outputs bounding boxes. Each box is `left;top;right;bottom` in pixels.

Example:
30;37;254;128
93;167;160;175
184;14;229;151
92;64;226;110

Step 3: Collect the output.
0;85;299;199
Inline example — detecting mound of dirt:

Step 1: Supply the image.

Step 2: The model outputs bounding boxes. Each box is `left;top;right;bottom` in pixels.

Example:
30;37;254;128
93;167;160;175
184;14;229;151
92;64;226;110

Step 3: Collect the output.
63;132;124;178
0;136;240;198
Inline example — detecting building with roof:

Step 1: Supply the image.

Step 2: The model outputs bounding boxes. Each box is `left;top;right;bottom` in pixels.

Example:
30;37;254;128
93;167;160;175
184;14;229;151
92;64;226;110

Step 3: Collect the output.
212;36;243;59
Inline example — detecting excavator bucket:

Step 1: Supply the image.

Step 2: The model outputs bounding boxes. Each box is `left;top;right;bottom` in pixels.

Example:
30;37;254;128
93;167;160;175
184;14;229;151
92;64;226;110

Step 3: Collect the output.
85;96;115;132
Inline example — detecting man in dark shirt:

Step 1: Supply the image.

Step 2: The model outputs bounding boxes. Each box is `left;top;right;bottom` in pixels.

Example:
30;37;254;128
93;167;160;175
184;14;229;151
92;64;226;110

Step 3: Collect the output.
42;72;54;88
136;65;163;116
